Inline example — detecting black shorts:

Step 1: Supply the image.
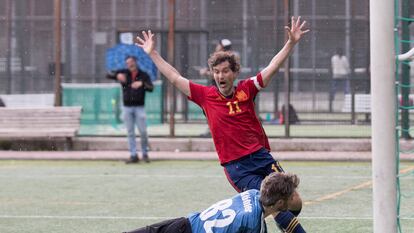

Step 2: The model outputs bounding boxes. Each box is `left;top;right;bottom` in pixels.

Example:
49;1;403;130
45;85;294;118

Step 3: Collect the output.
123;217;192;233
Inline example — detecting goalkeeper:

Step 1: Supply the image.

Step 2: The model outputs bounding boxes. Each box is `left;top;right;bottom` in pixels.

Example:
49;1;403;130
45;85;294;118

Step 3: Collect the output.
124;173;300;233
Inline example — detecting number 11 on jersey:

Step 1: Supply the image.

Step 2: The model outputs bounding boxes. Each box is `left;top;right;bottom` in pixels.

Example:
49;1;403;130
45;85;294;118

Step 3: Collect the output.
226;101;241;115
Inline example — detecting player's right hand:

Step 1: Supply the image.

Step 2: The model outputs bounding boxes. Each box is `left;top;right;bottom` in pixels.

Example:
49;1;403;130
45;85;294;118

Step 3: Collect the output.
136;30;154;55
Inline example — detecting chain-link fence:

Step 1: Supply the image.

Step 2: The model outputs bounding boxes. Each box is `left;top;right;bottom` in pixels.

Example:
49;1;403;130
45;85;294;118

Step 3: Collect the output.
0;0;376;137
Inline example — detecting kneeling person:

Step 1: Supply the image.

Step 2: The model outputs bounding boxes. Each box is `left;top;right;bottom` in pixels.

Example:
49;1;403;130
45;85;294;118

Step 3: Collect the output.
123;172;300;233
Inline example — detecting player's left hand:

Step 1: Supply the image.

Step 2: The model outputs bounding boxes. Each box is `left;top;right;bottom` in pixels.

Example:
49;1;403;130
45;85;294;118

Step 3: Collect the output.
131;81;143;89
285;16;310;44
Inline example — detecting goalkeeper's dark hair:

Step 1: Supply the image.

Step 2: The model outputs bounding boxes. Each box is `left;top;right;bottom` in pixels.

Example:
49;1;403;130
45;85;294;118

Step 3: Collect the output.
259;173;299;207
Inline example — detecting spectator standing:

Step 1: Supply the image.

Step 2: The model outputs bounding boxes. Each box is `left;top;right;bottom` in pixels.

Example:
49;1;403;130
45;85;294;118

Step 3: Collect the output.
107;56;154;164
330;47;351;103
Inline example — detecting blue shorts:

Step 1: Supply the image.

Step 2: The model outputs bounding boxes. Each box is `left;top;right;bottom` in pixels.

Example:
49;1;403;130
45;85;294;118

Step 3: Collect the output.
223;148;284;192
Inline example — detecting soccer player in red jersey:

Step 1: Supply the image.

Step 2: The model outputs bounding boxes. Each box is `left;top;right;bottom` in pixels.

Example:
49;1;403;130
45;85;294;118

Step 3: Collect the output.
137;16;309;233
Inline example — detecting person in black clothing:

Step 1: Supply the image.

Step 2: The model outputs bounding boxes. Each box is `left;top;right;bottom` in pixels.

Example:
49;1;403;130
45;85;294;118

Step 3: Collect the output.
0;97;5;107
107;56;153;163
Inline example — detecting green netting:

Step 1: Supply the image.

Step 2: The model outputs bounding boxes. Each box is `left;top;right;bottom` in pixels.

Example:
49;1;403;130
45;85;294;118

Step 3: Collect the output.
143;81;163;125
394;0;414;232
62;82;162;127
62;83;122;126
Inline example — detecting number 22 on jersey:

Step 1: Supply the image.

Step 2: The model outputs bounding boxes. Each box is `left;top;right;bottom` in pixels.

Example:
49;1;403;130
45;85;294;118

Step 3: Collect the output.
199;199;236;233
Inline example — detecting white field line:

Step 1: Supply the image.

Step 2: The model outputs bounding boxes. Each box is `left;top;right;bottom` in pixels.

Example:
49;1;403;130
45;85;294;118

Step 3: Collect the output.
0;215;413;221
0;174;378;179
0;174;224;178
2;174;413;180
0;215;171;220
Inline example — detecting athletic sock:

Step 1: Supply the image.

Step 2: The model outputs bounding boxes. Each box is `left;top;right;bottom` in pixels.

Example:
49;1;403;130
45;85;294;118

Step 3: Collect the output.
274;211;306;233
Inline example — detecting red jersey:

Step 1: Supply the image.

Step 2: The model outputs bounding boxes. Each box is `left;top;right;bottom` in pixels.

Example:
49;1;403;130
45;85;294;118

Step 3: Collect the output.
188;73;270;164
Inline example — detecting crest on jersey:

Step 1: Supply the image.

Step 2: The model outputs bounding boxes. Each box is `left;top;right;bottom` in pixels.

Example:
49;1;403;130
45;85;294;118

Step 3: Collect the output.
235;90;248;102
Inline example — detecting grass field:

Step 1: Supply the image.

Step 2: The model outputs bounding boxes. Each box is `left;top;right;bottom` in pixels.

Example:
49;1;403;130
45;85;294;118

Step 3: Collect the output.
0;160;413;233
79;123;372;138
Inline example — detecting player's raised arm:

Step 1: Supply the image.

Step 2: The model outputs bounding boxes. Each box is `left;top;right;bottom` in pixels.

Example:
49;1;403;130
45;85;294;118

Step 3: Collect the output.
136;30;190;97
260;16;309;88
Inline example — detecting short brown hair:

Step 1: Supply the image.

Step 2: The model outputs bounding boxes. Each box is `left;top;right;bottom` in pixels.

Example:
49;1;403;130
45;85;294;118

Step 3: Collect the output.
208;51;240;73
259;173;300;207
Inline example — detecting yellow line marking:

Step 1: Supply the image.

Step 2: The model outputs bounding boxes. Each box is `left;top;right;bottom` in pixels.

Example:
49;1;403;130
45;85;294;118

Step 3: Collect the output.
304;181;372;206
304;166;414;206
400;166;414;174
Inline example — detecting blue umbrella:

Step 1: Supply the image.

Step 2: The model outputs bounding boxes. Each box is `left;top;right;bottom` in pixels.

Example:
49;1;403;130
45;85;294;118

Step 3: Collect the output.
106;43;157;81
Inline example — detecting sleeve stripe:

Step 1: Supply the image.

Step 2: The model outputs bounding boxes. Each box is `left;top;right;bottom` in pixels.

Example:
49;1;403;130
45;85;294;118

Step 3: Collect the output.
250;76;262;91
257;72;264;88
286;217;299;233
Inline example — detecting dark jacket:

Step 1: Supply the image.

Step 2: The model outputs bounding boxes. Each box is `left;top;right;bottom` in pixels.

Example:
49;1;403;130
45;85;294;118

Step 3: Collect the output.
107;69;154;106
